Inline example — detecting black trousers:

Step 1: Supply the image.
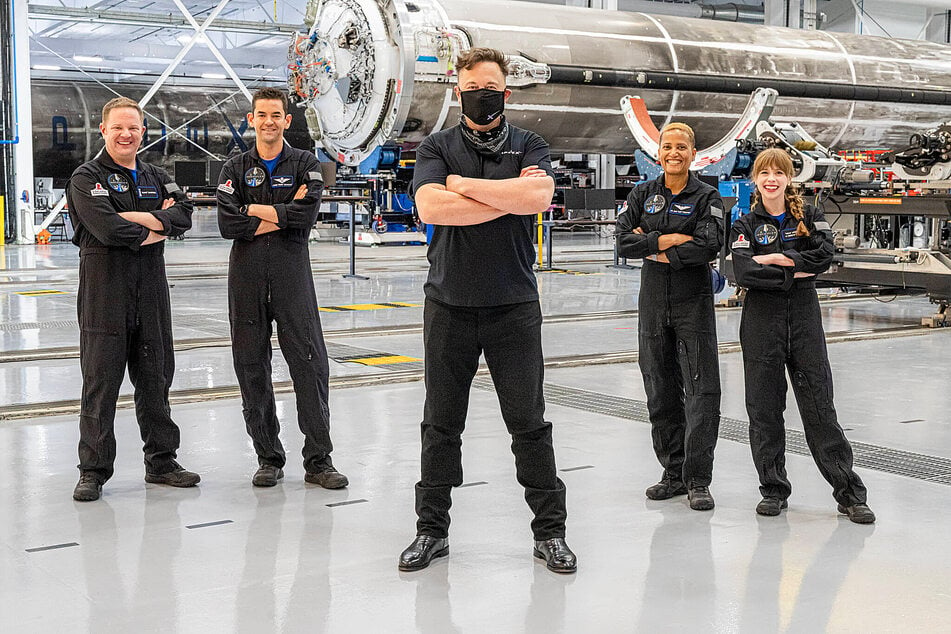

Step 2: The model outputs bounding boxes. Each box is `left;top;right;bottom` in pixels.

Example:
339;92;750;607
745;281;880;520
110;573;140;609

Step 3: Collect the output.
77;249;182;482
228;255;333;473
415;298;567;540
637;263;721;488
740;287;867;505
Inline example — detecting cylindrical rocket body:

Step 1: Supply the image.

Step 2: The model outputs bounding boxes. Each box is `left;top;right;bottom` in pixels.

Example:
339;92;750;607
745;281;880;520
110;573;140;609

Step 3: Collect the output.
294;0;951;163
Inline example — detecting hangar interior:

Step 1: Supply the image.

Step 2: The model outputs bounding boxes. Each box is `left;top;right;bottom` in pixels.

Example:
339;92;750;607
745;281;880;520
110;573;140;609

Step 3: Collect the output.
2;0;951;631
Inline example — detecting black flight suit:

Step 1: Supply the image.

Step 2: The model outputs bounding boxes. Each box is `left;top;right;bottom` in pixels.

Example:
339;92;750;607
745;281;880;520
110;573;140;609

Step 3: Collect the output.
216;143;335;473
616;173;724;488
730;203;868;506
67;153;193;482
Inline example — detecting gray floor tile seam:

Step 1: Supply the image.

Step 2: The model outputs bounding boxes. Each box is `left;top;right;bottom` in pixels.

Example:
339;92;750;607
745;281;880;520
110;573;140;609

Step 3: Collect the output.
471;379;951;485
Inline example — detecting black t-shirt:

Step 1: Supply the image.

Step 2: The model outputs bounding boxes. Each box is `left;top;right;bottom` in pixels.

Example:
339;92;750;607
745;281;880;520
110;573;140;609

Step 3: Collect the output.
411;124;553;307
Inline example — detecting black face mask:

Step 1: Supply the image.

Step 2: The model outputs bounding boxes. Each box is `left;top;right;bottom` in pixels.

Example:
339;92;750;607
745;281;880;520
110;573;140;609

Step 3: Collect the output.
459;88;505;126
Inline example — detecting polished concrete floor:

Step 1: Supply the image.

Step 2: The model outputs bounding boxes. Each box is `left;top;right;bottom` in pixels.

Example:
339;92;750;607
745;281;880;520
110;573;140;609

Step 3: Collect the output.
2;236;950;632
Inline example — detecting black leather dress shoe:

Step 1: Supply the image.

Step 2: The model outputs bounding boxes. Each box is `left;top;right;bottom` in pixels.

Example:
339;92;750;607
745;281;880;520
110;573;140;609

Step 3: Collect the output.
398;535;449;571
533;537;577;574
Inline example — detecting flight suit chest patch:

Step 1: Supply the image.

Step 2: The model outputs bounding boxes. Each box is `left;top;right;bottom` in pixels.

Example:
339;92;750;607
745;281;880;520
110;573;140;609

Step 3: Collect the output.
644;194;666;214
90;183;110;197
781;228;798;242
755;224;778;245
271;175;294;188
245;167;267;187
108;173;131;193
668;202;694;216
137;186;159;199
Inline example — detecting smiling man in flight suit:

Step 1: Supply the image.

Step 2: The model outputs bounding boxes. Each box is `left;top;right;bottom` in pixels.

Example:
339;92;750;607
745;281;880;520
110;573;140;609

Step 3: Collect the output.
216;87;347;490
67;96;198;502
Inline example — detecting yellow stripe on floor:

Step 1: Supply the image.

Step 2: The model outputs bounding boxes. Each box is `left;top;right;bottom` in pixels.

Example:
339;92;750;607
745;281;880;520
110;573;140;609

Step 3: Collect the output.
15;290;68;296
540;269;599;276
345;355;420;366
320;302;421;312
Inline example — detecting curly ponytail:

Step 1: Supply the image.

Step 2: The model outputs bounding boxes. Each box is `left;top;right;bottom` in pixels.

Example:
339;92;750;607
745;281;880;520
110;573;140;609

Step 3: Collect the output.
751;148;810;237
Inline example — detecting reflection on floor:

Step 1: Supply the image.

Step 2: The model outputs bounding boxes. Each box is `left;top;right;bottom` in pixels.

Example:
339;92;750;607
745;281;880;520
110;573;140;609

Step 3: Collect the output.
2;236;950;631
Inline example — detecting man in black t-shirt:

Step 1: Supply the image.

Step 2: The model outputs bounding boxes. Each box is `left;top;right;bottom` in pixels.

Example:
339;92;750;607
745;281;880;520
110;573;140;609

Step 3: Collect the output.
397;48;576;574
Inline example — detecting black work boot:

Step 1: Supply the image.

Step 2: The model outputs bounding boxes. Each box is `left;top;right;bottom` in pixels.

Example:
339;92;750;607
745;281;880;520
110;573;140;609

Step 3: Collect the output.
756;497;788;516
645;476;688;500
688;486;715;511
73;472;102;502
305;466;349;489
252;465;284;487
145;468;201;487
838;503;876;524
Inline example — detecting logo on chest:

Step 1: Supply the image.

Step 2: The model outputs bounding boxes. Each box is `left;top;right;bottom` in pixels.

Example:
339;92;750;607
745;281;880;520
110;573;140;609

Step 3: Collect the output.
245;167;267;187
271;175;294;188
644;194;666;214
107;173;130;193
781;228;799;242
668;202;694;216
755;224;779;245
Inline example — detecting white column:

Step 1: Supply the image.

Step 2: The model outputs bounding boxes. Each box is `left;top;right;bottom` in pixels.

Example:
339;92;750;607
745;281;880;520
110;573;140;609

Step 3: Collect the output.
13;0;34;244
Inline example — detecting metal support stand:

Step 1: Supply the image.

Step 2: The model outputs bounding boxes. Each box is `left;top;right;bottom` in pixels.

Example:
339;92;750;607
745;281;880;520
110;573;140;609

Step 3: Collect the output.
335;197;369;280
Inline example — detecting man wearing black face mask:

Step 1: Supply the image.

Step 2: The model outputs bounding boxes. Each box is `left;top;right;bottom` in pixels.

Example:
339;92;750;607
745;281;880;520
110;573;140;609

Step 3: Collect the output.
397;47;576;575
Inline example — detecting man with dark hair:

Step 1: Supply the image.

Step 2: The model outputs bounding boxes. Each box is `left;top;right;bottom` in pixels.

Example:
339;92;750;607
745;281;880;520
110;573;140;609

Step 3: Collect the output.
397;47;576;574
216;88;347;489
67;96;198;501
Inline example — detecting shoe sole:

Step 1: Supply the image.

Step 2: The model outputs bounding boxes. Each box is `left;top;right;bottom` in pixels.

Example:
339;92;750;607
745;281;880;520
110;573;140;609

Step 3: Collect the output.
756;500;788;516
398;547;449;572
144;474;201;487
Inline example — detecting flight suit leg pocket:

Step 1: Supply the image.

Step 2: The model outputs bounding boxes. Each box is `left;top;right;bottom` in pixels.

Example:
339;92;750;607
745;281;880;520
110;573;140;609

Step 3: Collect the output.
677;339;699;395
79;327;120;378
231;316;265;365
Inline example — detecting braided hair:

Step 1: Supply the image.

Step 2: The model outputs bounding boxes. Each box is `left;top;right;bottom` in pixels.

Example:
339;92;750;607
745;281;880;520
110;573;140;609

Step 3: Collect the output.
751;148;810;237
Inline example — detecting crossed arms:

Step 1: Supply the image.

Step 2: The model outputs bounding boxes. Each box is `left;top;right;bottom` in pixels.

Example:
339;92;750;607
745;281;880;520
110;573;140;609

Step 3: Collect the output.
119;198;174;245
415;166;555;226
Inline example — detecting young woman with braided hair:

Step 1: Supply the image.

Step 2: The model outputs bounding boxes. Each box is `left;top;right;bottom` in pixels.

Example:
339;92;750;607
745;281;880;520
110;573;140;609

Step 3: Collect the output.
729;148;875;523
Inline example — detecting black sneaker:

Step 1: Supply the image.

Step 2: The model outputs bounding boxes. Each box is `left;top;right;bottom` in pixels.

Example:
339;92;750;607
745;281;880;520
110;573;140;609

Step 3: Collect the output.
645;478;688;500
305;466;349;489
145;468;201;488
688;486;715;511
73;472;102;502
756;497;788;516
252;465;284;487
838;503;876;524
